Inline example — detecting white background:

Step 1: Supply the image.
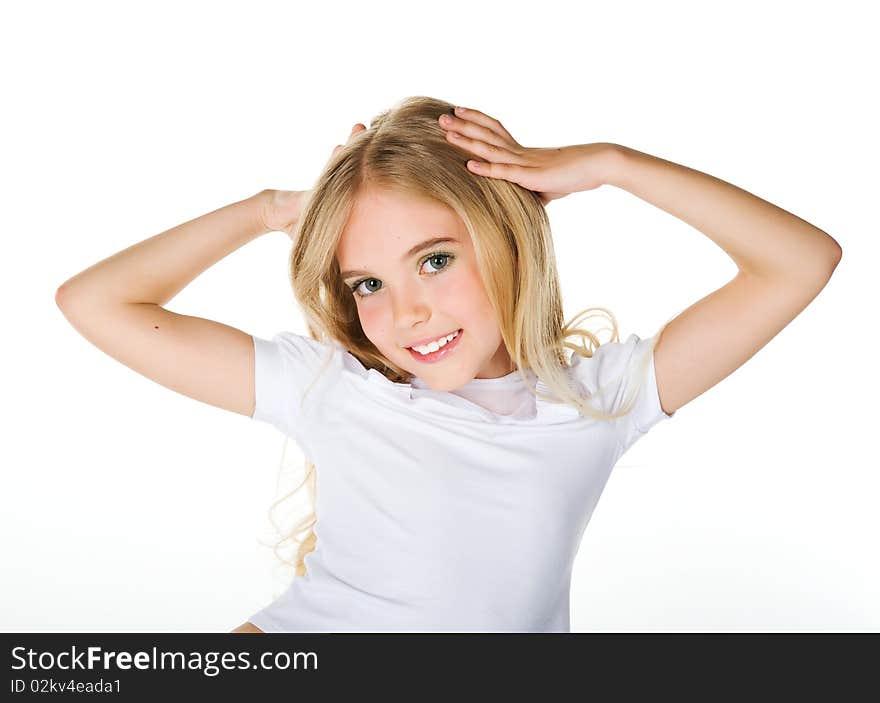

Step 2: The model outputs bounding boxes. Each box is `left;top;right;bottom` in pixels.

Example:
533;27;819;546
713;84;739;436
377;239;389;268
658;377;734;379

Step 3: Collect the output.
2;0;876;632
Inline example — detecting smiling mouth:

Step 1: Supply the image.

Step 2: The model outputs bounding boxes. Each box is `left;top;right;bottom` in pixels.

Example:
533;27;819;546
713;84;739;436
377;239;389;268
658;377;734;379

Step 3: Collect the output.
406;328;460;350
406;328;463;362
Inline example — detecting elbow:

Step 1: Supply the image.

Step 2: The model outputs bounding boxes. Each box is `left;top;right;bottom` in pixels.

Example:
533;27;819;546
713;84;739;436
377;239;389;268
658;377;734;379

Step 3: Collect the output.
55;279;82;311
792;241;842;287
813;234;842;277
825;231;843;256
55;282;68;309
827;240;843;274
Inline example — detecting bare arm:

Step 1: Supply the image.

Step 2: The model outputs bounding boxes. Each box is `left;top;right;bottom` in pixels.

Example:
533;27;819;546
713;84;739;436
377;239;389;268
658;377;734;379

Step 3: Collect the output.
56;190;276;417
603;145;841;416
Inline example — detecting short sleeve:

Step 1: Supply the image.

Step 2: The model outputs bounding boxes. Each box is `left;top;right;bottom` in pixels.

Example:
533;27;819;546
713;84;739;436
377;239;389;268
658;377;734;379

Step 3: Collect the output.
251;331;335;439
572;332;675;454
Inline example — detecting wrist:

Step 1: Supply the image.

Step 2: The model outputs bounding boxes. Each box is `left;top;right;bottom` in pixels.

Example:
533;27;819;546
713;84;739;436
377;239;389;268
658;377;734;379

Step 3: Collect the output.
598;143;631;188
252;189;276;233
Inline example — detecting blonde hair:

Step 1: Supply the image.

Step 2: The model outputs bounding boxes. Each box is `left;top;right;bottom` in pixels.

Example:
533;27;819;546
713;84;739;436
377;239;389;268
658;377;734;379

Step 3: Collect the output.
265;96;672;581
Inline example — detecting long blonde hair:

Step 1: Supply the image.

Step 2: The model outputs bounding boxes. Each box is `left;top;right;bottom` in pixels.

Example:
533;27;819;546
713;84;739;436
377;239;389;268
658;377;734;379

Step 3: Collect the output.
265;96;672;581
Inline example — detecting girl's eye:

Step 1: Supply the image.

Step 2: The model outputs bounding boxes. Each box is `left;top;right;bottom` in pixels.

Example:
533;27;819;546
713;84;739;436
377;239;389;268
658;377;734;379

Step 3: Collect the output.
421;253;452;275
349;252;454;299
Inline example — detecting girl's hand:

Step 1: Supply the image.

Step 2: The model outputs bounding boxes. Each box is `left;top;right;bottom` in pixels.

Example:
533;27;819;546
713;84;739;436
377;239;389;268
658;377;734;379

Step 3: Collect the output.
260;189;306;236
261;123;367;237
438;106;618;205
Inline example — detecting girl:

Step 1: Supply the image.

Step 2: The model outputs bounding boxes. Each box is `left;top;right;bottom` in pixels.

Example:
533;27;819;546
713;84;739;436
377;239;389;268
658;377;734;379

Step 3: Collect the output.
56;96;842;633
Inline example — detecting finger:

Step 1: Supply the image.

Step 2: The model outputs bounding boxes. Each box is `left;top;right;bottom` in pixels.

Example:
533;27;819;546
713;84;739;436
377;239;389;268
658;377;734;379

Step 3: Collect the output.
441;113;514;152
334;125;365;156
446;130;526;166
466;159;519;180
452;106;518;146
346;123;366;143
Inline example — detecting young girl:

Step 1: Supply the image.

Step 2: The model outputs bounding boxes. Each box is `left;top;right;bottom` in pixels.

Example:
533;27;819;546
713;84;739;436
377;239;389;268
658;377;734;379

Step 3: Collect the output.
56;96;842;633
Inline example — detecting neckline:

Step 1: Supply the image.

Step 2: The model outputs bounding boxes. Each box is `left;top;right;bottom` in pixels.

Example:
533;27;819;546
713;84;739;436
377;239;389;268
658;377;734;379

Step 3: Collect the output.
410;367;531;391
409;367;539;419
336;342;583;425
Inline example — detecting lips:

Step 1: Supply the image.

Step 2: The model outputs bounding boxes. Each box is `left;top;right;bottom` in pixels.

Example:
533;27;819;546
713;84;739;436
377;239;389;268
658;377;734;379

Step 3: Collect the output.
406;328;463;364
404;328;460;349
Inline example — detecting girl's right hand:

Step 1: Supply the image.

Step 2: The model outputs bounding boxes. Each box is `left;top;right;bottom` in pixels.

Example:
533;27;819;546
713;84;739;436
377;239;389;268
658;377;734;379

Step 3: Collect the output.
262;123;367;238
260;189;307;236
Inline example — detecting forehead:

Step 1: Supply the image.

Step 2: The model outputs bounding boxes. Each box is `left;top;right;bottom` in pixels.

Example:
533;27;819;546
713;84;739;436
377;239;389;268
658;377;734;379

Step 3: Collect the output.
336;186;467;262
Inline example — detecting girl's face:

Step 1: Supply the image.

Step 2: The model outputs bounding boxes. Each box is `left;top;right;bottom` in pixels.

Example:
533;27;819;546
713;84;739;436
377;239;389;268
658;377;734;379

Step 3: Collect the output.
336;185;514;390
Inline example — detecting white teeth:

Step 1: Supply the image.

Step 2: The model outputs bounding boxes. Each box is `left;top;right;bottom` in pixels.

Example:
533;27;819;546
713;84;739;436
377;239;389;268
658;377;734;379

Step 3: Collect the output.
411;329;459;355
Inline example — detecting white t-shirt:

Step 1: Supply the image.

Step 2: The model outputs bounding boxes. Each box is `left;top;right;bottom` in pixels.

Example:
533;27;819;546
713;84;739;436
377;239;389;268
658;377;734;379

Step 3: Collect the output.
247;330;675;632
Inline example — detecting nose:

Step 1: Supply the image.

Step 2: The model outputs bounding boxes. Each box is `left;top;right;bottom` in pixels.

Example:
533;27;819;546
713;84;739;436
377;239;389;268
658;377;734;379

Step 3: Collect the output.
391;279;431;333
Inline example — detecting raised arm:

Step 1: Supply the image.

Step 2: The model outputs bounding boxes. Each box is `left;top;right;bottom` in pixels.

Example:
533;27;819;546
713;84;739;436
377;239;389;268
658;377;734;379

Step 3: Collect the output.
55;190;277;418
436;105;843;419
603;146;842;416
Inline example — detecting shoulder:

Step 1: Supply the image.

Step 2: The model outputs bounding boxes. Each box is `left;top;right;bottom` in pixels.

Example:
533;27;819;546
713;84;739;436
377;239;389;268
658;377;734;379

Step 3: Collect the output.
569;333;649;393
252;331;341;380
257;330;334;359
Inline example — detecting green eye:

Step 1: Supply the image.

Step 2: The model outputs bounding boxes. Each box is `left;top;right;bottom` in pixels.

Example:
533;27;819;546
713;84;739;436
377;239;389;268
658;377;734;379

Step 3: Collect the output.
351;278;382;297
349;251;455;299
421;253;452;274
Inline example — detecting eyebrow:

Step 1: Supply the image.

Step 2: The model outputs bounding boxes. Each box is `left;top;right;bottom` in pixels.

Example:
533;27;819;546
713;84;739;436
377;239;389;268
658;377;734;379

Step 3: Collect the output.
340;236;459;279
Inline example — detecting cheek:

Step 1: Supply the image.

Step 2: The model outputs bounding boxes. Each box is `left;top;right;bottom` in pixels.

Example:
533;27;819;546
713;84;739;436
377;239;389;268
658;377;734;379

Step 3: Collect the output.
357;303;384;336
444;266;496;326
356;303;399;355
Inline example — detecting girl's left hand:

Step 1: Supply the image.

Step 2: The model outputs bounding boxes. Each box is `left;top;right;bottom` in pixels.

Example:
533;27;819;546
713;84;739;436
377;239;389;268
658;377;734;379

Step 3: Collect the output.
438;106;618;205
263;123;367;236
